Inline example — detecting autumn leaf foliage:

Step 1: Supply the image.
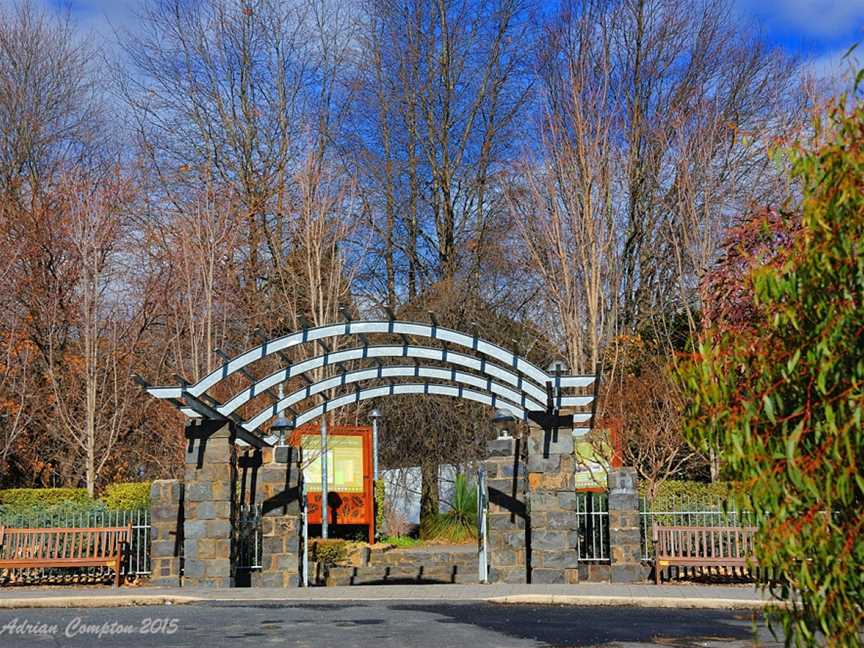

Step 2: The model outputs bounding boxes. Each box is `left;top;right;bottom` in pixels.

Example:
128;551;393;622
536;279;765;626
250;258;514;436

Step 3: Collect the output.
679;87;864;644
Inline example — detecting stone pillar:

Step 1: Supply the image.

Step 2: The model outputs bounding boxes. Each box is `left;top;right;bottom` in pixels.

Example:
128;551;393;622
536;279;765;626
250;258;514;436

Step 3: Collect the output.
484;437;528;583
526;426;580;584
251;444;302;588
183;419;236;588
149;479;184;587
608;467;641;583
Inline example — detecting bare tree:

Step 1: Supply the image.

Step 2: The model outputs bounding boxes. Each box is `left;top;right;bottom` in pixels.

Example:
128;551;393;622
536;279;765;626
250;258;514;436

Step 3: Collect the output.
41;173;141;495
508;1;619;374
0;331;35;474
349;0;533;304
0;0;103;203
510;0;798;376
140;183;241;384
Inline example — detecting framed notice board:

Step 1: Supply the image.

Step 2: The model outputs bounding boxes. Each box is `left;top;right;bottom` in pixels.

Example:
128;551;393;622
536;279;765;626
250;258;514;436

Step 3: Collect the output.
297;425;374;542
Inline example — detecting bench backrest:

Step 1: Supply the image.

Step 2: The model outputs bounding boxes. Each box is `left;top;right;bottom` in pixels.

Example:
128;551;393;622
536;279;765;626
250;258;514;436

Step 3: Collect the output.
0;526;132;562
652;525;757;560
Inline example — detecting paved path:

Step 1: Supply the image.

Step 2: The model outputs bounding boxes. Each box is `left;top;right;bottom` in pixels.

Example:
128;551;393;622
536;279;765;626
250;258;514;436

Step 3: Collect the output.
0;600;782;647
0;583;778;610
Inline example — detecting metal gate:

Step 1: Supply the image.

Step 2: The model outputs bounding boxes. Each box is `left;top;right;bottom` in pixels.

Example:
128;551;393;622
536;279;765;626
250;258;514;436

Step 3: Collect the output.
236;503;262;572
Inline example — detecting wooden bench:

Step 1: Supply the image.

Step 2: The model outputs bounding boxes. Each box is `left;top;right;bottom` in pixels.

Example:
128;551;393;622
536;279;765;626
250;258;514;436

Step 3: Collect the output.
652;524;757;584
0;525;132;587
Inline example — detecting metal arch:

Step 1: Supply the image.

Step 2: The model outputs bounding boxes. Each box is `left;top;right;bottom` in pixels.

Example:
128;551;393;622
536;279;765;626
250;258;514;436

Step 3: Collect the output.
180;320;595;398
146;345;561;410
160;345;592;419
286;384;596;429
146;346;595;423
242;366;548;432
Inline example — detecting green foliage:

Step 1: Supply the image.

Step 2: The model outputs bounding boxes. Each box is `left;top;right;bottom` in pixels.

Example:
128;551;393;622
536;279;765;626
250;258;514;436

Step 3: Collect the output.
0;488;95;512
374;479;386;535
640;480;742;509
382;535;420;548
311;539;349;566
679;86;864;646
100;482;151;511
420;474;477;543
0;484;152;521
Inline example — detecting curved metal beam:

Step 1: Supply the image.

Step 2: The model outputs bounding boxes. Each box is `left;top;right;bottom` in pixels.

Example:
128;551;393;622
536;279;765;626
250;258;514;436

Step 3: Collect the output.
205;345;594;418
285;384;595;430
184;320;595;398
242;366;549;431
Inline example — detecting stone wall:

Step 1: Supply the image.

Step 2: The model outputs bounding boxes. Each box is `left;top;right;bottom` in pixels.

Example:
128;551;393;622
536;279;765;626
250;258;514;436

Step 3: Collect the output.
484;426;643;585
525;427;581;584
182;419;237;588
148;479;183;587
248;445;302;588
608;467;642;583
484;437;528;583
149;419;645;589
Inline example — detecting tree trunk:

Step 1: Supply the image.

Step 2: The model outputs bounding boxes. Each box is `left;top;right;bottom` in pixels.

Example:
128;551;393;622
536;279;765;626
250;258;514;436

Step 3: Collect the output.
420;461;439;523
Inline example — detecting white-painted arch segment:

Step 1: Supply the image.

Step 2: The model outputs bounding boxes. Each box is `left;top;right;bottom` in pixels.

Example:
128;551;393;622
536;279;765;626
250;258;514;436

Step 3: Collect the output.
241;366;548;431
214;345;591;418
284;384;593;430
187;320;595;398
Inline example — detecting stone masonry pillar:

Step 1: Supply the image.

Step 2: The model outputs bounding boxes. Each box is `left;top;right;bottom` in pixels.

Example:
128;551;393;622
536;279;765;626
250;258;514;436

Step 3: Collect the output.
148;479;183;587
250;444;302;587
608;467;642;583
526;426;581;584
484;436;528;583
183;419;237;588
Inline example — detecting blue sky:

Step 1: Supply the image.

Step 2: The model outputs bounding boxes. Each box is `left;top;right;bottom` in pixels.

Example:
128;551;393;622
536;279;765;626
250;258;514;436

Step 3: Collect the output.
23;0;864;77
738;0;864;73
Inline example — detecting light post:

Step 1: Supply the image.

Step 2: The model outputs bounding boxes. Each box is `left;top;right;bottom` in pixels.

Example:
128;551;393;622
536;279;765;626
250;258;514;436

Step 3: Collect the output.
370;407;382;542
271;385;294;457
321;414;329;539
492;408;518;439
369;408;381;481
271;413;294;448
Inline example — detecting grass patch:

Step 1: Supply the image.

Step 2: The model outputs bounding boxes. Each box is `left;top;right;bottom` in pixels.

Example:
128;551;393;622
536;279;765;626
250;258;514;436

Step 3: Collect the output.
382;535;421;547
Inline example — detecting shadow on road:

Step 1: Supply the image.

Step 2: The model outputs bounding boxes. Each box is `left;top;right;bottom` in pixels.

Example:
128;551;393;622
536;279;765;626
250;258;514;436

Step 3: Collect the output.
385;602;772;646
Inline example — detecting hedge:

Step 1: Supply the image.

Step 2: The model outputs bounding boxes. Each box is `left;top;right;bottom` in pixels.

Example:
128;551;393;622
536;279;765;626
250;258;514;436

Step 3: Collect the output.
0;482;152;515
101;482;151;511
641;480;747;510
0;488;93;510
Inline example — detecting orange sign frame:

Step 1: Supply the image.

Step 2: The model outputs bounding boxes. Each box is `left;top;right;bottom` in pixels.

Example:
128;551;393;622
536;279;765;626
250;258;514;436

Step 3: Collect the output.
293;425;374;543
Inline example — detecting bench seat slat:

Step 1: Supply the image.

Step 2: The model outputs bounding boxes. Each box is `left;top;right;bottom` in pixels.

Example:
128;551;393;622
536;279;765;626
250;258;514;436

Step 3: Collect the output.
653;524;757;584
0;526;131;587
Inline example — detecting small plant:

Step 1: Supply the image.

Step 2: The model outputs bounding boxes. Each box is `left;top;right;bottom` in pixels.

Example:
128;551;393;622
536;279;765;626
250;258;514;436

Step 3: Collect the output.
374;479;386;536
420;474;477;543
311;539;349;566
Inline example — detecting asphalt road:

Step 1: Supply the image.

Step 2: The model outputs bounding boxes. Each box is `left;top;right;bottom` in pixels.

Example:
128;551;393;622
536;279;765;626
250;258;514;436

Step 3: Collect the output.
0;601;783;647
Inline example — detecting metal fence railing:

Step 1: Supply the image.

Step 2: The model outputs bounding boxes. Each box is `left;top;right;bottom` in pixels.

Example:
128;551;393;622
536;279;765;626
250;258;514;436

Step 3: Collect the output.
573;492;609;562
639;497;754;561
236;504;262;571
0;508;151;577
569;493;756;564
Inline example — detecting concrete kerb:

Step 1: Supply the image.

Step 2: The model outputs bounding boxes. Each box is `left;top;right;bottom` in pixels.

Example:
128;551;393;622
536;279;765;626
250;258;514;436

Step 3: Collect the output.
487;594;785;610
0;595;200;609
0;587;779;610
